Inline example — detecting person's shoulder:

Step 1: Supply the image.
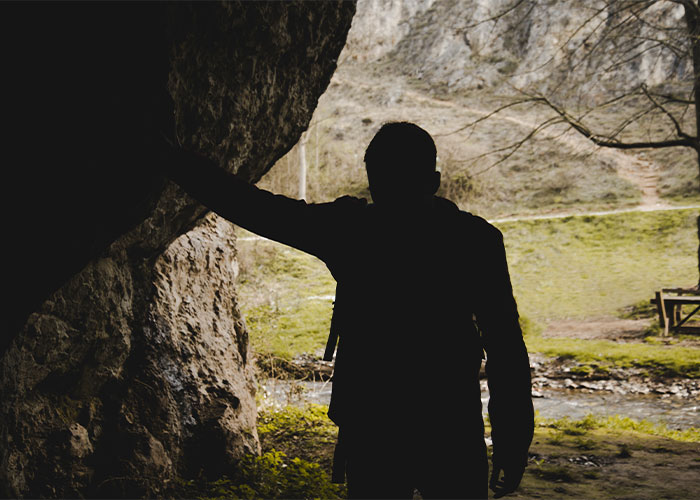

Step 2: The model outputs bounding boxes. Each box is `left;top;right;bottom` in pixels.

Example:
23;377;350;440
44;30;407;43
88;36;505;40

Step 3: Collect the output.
458;211;502;240
435;196;501;240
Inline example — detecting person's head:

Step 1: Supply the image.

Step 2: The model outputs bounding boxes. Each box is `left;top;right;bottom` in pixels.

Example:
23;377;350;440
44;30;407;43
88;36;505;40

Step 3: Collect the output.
364;122;440;205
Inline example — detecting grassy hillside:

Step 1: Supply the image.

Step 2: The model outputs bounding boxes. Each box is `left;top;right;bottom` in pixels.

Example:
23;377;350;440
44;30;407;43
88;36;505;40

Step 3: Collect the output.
498;209;698;320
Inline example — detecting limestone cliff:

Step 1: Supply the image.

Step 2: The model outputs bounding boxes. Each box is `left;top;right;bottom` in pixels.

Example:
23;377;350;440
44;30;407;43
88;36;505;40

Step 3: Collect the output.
0;2;354;497
342;0;689;99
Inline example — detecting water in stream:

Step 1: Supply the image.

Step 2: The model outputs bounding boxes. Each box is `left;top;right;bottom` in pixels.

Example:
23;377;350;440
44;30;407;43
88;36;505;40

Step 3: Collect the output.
260;379;700;430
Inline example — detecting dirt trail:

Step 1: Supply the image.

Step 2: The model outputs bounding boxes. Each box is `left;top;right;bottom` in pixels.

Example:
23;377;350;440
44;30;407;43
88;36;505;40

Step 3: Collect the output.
489;203;700;223
403;89;666;209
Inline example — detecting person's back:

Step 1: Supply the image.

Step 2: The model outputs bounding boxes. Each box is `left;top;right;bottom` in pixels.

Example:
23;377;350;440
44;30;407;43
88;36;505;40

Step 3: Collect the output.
162;121;534;499
327;196;487;419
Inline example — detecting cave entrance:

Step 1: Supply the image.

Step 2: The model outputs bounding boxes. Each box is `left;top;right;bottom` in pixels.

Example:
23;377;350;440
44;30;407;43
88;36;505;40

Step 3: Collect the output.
231;0;700;437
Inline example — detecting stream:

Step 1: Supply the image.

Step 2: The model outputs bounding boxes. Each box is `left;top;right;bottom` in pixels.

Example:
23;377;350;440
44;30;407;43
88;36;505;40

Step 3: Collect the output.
260;379;700;430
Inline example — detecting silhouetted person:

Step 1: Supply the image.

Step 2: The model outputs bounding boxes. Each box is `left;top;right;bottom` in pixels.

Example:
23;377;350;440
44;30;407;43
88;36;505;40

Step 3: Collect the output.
161;122;534;499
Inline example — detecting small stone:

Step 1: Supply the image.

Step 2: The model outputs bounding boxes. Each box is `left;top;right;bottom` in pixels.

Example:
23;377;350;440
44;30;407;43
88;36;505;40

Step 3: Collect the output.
68;423;93;459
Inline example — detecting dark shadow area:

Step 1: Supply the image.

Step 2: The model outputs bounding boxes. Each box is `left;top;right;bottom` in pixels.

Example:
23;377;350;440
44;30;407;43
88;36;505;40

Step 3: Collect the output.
1;2;173;348
0;2;355;497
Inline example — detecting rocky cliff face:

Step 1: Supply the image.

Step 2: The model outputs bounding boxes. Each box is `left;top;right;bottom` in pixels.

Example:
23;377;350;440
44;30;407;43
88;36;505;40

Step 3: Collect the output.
0;2;354;497
343;0;689;99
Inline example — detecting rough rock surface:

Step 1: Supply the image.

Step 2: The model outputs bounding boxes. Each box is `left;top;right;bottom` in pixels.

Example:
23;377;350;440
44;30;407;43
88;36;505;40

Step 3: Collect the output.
342;0;689;99
0;2;354;497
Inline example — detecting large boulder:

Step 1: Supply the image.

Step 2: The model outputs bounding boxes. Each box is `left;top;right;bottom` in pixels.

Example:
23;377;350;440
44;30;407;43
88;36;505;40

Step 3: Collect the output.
0;2;354;497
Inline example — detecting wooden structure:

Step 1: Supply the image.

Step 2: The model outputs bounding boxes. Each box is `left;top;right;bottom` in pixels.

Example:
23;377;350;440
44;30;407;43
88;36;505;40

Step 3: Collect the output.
651;288;700;336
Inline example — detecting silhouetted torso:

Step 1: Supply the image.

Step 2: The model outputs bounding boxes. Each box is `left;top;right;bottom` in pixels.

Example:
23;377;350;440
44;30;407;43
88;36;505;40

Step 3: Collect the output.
322;198;486;428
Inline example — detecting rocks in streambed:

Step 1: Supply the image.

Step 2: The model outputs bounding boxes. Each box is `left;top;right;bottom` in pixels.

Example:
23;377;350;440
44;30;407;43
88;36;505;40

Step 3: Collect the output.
531;376;700;398
270;351;700;400
528;353;700;398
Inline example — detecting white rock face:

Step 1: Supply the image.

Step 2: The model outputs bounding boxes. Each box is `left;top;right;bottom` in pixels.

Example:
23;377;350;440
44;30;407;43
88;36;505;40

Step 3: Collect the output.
343;0;690;99
341;0;437;62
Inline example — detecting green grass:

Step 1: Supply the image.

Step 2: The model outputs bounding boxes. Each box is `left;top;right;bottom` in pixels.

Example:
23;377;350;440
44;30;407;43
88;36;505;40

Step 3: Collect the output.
497;208;699;320
244;301;333;360
236;232;336;360
537;414;700;444
174;450;344;500
258;404;339;472
525;335;700;378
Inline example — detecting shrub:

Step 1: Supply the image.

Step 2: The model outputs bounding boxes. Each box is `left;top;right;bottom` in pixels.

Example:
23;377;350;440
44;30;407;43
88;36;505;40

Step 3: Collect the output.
176;451;346;500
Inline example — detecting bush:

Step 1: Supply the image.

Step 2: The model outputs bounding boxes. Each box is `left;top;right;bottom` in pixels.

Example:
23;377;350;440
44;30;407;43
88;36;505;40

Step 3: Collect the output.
176;451;346;500
519;315;542;337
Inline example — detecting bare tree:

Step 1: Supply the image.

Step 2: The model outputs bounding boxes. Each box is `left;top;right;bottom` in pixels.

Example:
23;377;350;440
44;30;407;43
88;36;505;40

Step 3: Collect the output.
455;0;696;171
453;0;700;283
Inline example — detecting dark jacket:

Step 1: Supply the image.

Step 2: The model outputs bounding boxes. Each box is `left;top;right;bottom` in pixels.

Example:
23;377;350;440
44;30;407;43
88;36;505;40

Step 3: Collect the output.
167;151;534;470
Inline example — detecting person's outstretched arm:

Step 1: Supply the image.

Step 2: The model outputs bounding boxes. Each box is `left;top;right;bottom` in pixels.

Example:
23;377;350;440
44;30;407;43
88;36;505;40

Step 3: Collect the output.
473;222;534;498
161;147;339;259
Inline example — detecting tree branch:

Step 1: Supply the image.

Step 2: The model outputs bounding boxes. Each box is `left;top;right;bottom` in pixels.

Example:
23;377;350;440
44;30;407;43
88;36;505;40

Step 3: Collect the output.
631;34;689;59
607;102;659;138
630;1;689;34
533;94;698;150
469;116;566;175
563;3;653;78
509;4;609;84
674;0;700;18
458;0;531;30
641;84;694;139
648;90;695;104
603;41;665;73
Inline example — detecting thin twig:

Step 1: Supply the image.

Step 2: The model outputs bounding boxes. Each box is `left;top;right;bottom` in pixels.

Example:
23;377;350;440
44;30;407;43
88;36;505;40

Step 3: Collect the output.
432;99;538;137
641;84;694;139
463;116;564;176
457;0;531;30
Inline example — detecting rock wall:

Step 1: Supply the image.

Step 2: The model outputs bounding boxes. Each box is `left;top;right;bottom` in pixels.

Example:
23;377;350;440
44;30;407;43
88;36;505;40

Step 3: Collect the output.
341;0;436;62
0;2;354;497
342;0;690;99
